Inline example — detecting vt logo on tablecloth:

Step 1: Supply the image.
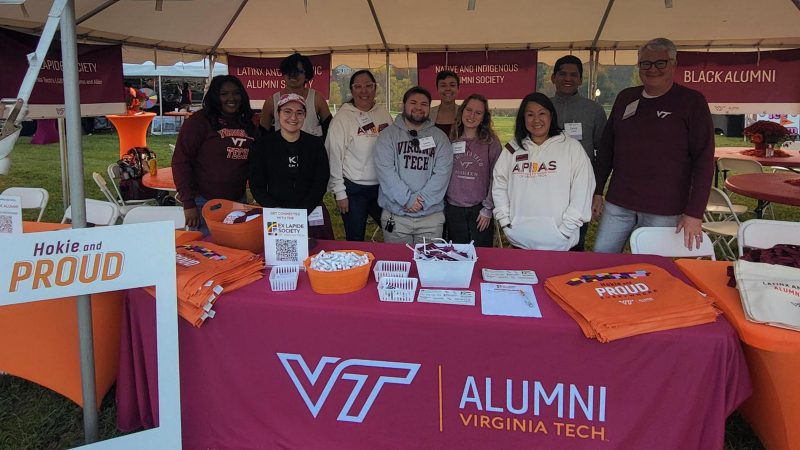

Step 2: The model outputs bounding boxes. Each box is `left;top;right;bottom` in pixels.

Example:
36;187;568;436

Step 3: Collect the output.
277;353;420;423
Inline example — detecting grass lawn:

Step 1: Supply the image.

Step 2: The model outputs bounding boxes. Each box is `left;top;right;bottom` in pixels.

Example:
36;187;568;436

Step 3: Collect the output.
2;118;794;448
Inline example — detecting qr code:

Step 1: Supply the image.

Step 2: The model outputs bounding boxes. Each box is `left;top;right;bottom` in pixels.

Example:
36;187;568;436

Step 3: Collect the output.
276;238;298;261
0;214;12;233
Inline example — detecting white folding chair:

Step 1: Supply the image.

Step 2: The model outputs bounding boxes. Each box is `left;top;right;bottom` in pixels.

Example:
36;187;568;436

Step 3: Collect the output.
107;163;157;208
122;206;186;229
708;157;758;219
61;198;119;226
630;227;715;260
702;187;741;260
94;171;151;218
717;157;764;176
716;157;774;218
168;143;176;153
1;187;49;222
737;219;800;257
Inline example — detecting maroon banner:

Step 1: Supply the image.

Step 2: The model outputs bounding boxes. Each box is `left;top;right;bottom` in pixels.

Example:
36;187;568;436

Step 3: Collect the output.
676;49;800;114
417;50;537;100
227;54;331;105
0;27;124;118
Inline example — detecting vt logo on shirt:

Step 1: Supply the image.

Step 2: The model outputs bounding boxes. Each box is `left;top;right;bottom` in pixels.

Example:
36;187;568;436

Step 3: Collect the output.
656;111;672;119
277;353;420;423
219;128;253;159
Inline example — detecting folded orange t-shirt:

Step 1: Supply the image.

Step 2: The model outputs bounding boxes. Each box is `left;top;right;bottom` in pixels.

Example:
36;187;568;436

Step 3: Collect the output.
545;263;719;342
145;240;264;327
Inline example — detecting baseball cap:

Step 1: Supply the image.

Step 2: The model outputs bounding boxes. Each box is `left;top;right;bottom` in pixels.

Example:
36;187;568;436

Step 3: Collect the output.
276;93;306;110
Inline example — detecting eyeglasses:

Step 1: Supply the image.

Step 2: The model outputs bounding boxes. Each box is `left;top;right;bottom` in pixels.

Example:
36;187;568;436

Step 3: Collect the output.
280;108;306;118
637;59;671;70
352;83;376;90
408;129;419;147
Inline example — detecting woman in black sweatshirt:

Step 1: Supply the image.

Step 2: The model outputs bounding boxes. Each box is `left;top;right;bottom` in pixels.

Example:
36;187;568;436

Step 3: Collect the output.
249;93;333;239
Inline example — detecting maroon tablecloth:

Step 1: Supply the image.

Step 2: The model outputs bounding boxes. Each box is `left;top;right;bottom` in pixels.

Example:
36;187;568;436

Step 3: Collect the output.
30;119;59;144
116;241;751;450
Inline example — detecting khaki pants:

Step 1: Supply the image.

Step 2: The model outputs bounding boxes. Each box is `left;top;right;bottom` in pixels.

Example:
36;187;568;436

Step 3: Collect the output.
381;210;445;245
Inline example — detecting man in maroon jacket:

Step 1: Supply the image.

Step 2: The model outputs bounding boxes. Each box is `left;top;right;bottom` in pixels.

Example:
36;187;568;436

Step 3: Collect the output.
592;37;714;252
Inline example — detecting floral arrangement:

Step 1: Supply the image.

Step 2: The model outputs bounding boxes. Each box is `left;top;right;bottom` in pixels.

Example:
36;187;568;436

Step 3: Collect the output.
743;120;791;149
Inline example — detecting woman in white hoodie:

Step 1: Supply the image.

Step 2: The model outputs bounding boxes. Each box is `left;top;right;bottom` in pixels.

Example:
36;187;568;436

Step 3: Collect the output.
492;92;595;251
325;70;393;241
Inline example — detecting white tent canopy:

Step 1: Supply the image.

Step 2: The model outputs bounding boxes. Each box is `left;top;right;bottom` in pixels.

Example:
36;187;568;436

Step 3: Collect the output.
0;0;798;66
122;60;228;78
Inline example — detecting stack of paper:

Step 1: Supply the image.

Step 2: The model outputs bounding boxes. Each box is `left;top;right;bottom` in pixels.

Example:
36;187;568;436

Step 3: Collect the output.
544;263;719;343
734;259;800;331
146;240;264;327
480;283;541;318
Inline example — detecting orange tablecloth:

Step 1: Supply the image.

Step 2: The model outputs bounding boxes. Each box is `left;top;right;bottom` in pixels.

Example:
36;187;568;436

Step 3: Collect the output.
141;166;176;191
1;222;123;409
676;259;800;450
106;112;156;158
164;111;193;118
715;146;800;168
725;173;800;207
1;224;201;409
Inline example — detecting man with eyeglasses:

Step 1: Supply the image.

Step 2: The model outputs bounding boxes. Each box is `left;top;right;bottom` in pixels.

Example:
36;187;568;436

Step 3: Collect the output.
592;37;714;253
549;55;608;251
375;86;454;245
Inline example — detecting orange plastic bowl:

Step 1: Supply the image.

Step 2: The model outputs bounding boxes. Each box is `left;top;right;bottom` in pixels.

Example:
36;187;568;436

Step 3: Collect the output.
202;199;264;253
303;250;375;294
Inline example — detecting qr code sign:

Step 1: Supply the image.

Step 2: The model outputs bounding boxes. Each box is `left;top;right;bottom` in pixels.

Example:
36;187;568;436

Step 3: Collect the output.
276;238;298;261
0;214;12;233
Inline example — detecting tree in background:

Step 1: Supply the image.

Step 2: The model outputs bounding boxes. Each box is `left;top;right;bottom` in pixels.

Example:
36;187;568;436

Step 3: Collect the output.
536;62;554;96
328;64;416;114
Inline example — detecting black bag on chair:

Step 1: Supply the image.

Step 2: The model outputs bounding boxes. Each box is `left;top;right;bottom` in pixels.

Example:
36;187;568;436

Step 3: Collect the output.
117;147;158;201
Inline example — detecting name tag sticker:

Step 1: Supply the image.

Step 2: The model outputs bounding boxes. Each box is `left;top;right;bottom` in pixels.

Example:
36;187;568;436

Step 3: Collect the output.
357;113;372;128
357;113;375;133
564;122;583;140
452;141;466;154
308;206;324;226
419;136;436;150
622;100;639;120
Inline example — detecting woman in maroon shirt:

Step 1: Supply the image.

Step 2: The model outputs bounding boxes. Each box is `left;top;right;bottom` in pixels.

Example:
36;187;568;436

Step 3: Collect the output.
172;75;256;233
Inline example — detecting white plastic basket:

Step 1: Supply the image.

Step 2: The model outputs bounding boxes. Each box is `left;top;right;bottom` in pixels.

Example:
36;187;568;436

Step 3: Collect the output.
373;260;412;282
414;243;477;288
269;265;300;292
377;277;418;302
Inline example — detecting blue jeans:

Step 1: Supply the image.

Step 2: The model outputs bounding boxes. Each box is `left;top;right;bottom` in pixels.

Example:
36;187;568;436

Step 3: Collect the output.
340;179;382;241
194;196;211;236
593;201;681;253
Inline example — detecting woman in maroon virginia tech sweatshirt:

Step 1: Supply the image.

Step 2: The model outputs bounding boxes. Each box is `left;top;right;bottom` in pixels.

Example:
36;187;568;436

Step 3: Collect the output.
172;75;256;233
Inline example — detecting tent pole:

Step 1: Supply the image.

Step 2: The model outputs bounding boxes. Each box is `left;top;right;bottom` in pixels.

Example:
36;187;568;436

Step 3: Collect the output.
207;54;216;98
158;75;163;134
588;49;596;100
365;0;391;110
61;0;100;443
57;117;70;211
385;51;391;111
